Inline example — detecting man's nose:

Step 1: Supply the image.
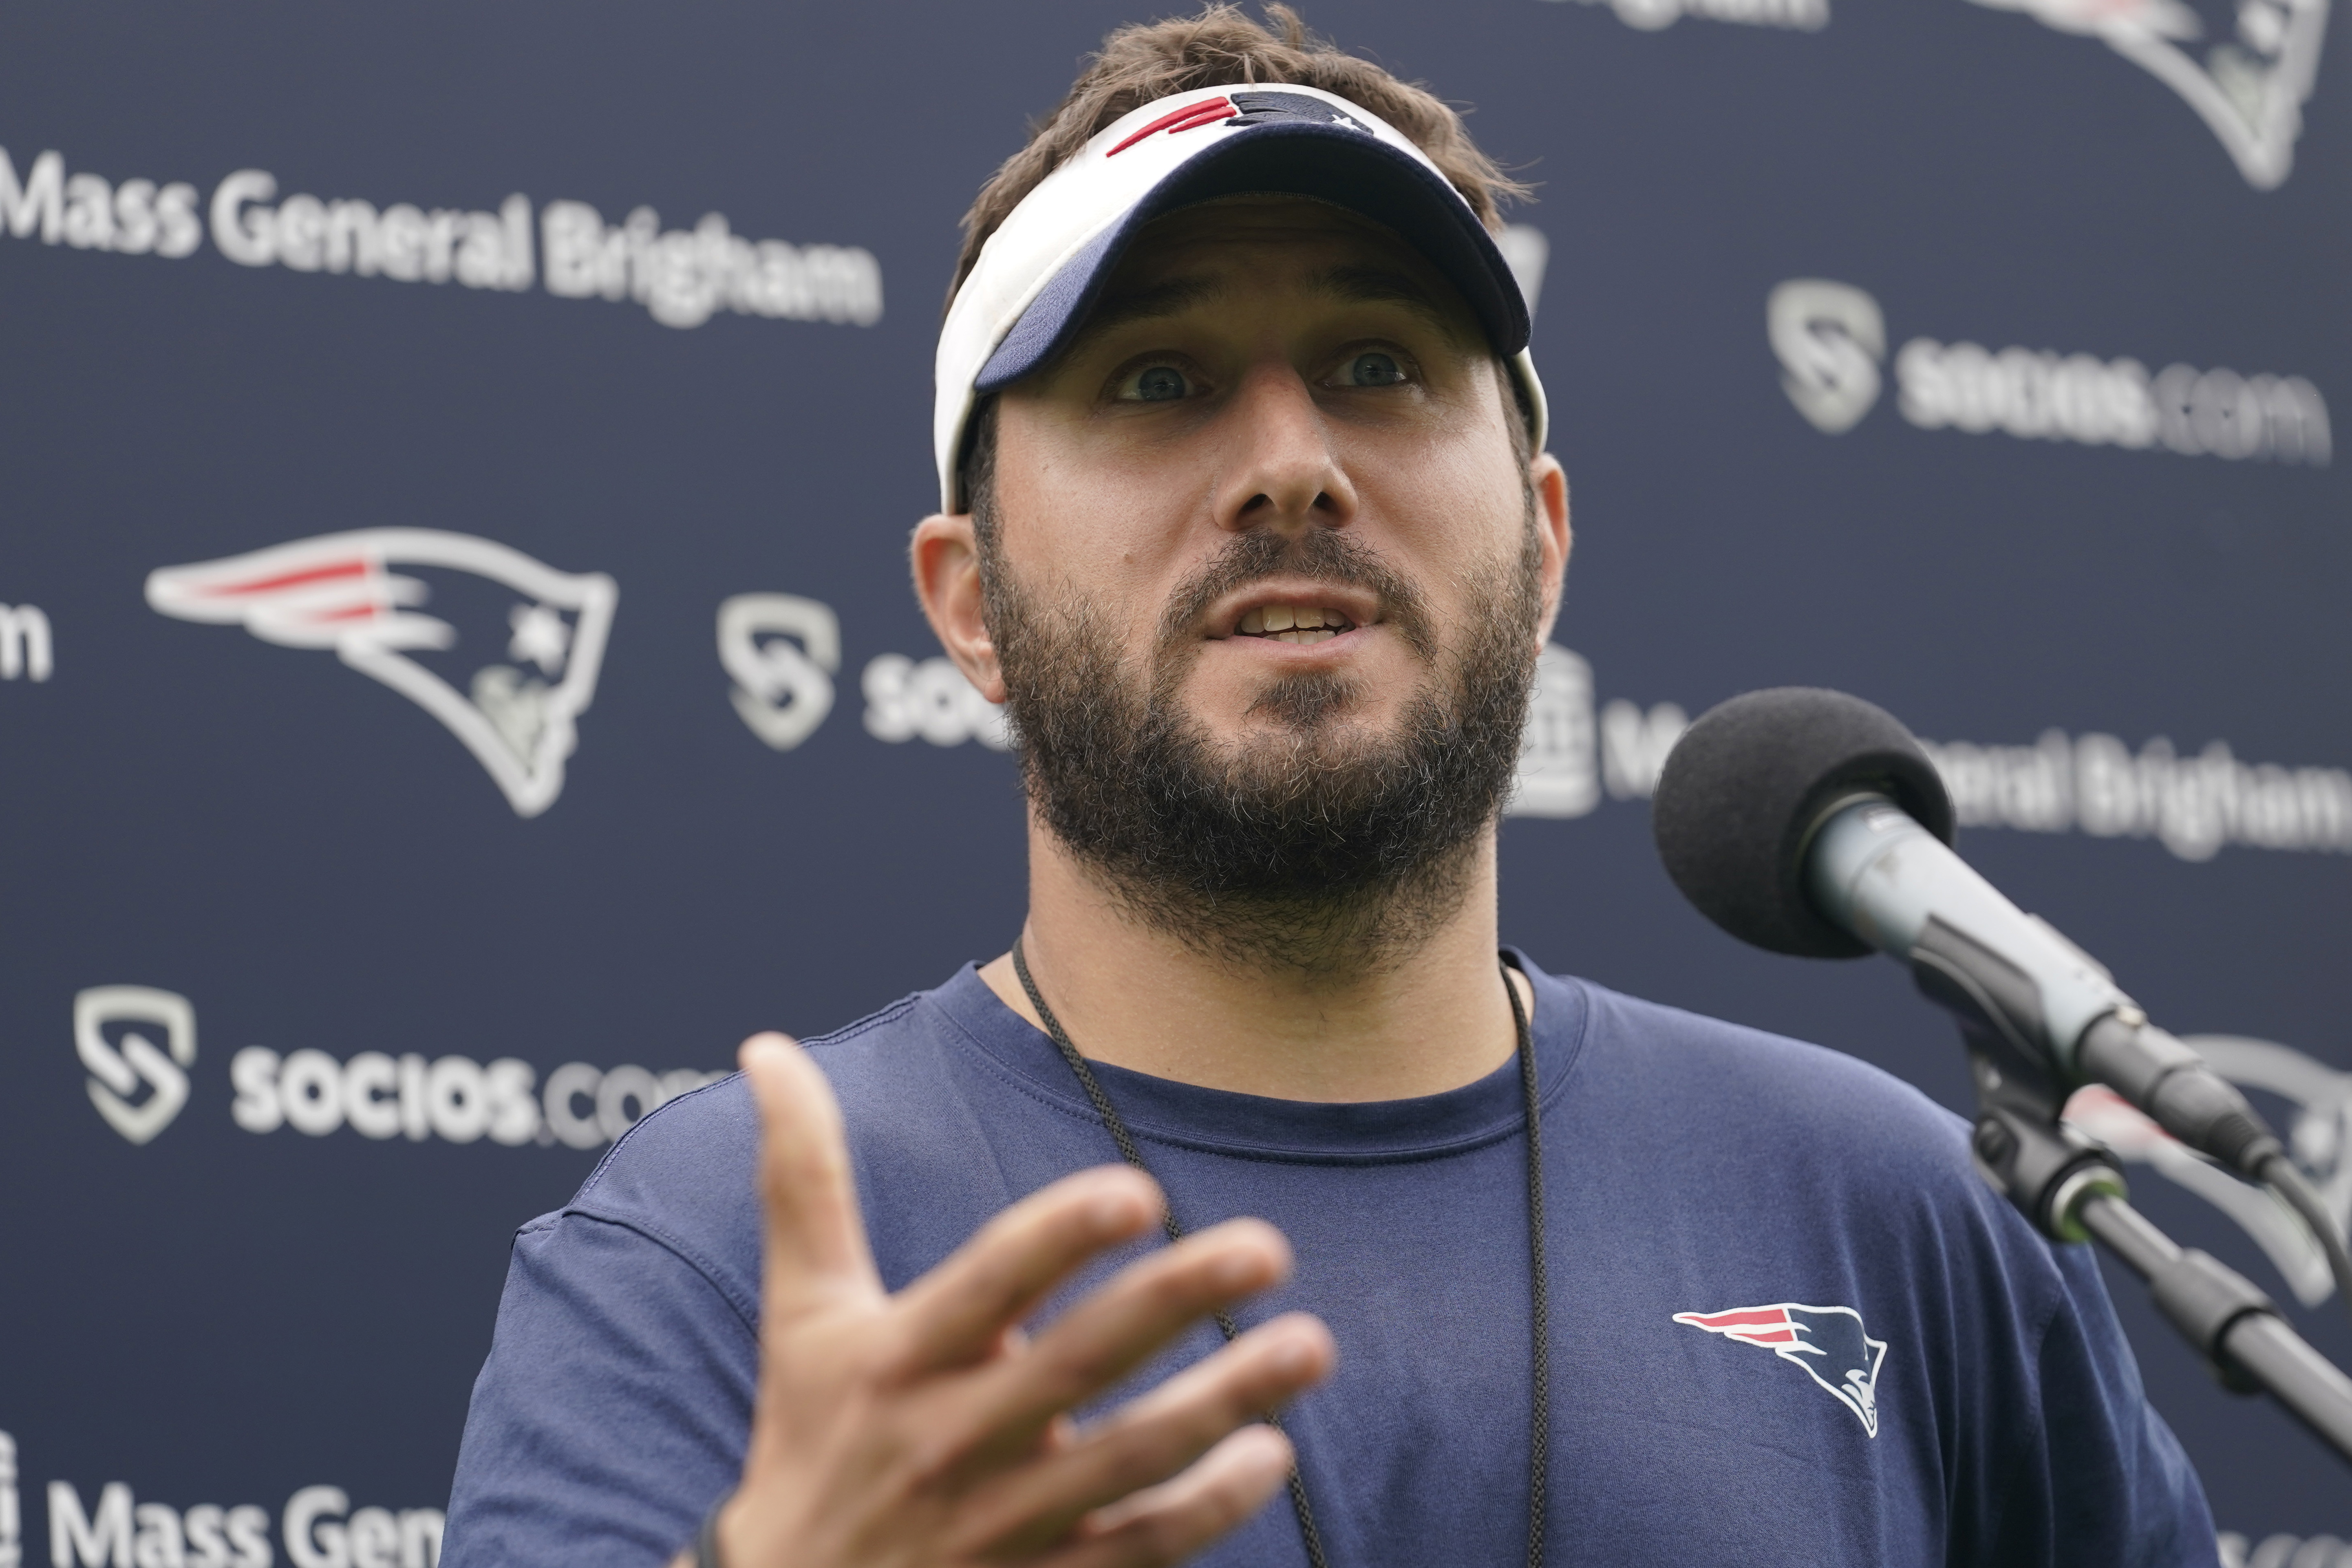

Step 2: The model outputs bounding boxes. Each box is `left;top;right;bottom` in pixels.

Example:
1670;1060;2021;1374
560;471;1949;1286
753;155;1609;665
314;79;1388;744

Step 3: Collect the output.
1208;362;1359;536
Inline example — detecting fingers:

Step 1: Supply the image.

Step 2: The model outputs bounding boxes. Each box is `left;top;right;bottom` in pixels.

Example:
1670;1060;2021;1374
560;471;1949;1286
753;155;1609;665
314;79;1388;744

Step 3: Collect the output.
741;1033;883;1323
890;1165;1164;1374
1061;1311;1333;1505
967;1312;1334;1551
967;1217;1297;1441
1045;1425;1297;1568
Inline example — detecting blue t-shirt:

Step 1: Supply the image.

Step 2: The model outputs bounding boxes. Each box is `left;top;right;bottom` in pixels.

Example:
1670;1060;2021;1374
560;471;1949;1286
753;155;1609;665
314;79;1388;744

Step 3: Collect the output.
442;956;2216;1566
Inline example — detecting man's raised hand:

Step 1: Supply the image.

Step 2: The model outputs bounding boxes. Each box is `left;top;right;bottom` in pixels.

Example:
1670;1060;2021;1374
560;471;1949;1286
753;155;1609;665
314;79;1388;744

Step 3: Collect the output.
713;1032;1335;1568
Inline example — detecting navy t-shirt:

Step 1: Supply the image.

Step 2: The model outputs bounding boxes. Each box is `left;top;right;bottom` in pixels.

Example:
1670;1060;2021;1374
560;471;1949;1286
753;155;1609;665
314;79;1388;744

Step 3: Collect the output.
442;956;2216;1566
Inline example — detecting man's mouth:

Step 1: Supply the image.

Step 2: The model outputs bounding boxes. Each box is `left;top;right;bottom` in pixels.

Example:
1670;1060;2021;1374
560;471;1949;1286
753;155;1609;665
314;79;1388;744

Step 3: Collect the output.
1235;603;1360;646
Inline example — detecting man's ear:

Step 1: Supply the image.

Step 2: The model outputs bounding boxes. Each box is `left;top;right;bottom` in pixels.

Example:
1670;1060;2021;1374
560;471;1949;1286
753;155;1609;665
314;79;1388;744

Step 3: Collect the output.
1529;452;1571;648
910;513;1006;703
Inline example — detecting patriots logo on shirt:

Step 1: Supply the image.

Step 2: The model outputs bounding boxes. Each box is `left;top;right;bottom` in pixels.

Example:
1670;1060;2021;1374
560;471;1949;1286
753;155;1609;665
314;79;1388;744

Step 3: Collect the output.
1106;90;1376;156
145;528;617;818
1675;1302;1888;1437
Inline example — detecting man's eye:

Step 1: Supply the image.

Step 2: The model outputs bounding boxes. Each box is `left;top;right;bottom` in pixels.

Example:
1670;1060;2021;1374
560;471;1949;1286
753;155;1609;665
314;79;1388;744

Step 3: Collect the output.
1120;364;1191;402
1343;351;1408;387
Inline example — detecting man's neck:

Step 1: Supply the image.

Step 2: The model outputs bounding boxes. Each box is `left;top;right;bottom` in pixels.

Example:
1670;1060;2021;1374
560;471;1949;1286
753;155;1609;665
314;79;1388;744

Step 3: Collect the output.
977;817;1530;1103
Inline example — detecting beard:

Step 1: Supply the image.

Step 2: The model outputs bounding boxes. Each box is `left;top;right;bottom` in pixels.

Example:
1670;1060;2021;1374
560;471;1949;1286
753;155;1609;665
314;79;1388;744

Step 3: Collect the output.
982;515;1544;976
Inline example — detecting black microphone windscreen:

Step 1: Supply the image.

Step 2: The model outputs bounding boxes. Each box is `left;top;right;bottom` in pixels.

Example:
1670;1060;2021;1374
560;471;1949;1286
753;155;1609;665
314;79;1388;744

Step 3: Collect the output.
1650;688;1956;958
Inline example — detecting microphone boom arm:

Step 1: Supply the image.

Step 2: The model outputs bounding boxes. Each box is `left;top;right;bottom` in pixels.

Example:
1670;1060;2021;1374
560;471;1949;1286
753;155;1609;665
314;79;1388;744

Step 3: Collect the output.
1809;796;2352;1465
1968;1078;2352;1465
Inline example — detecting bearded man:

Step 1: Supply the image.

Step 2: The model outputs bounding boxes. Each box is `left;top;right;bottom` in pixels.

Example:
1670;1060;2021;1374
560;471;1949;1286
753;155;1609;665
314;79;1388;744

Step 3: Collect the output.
440;8;2217;1566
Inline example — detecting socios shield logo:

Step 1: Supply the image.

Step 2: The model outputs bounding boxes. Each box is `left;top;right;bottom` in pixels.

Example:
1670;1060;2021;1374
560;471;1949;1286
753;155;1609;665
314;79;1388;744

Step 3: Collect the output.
75;986;196;1145
146;530;617;817
1767;280;1884;435
1968;0;2328;188
719;593;840;752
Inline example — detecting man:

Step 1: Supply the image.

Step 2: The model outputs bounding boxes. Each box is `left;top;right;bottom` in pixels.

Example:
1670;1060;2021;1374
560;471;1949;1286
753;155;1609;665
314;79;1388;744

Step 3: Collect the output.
443;7;2217;1565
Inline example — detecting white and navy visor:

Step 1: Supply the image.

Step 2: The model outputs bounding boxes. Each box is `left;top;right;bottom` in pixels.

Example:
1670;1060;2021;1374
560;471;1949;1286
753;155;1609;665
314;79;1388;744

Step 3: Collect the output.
935;84;1548;512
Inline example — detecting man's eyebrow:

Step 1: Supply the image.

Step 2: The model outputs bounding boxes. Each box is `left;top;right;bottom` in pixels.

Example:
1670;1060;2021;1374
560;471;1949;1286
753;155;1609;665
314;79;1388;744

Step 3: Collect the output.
1068;260;1471;353
1070;275;1229;346
1305;264;1468;341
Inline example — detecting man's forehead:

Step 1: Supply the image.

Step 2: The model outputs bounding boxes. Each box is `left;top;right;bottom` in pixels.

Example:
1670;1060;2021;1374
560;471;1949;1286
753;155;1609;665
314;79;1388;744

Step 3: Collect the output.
1079;195;1481;342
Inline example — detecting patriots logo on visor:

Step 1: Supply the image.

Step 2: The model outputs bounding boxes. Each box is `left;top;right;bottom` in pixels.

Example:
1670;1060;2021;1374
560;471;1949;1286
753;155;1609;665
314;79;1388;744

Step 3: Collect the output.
146;529;617;818
1106;90;1374;156
1675;1302;1889;1436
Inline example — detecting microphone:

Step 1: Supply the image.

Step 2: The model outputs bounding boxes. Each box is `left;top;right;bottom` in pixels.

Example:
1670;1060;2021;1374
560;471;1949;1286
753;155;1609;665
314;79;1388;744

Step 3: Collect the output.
1649;687;2282;1181
1652;685;2352;1423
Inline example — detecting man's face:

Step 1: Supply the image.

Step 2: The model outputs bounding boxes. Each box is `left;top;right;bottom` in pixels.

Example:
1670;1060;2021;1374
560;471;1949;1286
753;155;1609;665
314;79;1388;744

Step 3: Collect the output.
920;195;1569;965
989;196;1553;768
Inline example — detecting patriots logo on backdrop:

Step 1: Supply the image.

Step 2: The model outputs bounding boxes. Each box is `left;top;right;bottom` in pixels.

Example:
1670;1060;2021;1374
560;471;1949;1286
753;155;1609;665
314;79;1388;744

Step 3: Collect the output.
146;529;618;818
1966;0;2327;188
1675;1302;1889;1436
1107;90;1377;156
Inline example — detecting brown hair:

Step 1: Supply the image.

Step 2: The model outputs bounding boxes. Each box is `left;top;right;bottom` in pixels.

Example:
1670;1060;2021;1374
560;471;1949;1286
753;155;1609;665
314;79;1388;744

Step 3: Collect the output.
947;3;1529;310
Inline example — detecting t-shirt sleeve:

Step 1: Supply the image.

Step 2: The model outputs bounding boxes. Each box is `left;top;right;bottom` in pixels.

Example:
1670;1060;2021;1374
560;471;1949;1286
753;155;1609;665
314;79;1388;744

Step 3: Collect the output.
1964;1244;2219;1566
440;1210;759;1568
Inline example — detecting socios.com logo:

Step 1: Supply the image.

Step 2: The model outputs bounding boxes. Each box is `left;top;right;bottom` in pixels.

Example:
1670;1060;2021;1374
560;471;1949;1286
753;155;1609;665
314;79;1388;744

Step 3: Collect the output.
229;1047;721;1150
75;986;720;1151
1768;279;2330;465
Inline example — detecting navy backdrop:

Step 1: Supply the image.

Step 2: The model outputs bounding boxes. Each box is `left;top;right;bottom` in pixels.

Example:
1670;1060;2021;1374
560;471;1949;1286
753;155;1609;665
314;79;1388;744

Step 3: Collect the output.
4;1;2349;1563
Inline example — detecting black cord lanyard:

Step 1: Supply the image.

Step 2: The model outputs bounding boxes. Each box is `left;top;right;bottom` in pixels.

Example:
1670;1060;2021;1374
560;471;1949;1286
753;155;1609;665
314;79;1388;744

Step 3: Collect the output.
1010;939;1551;1568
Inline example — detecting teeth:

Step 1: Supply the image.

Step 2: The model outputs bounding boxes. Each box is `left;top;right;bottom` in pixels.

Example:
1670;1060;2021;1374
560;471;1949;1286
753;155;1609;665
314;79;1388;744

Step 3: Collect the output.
1240;603;1358;636
1237;603;1356;639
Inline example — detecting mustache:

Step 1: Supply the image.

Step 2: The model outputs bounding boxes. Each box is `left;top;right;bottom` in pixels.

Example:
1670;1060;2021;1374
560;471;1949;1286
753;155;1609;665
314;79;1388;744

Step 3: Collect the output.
1154;527;1435;663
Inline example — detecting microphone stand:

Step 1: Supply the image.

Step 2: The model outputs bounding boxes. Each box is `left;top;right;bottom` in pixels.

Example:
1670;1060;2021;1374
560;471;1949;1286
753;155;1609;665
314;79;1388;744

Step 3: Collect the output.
1948;1006;2352;1466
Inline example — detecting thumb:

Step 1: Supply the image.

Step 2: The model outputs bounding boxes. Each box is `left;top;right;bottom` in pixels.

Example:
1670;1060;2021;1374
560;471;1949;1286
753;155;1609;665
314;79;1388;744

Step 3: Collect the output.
741;1032;882;1323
